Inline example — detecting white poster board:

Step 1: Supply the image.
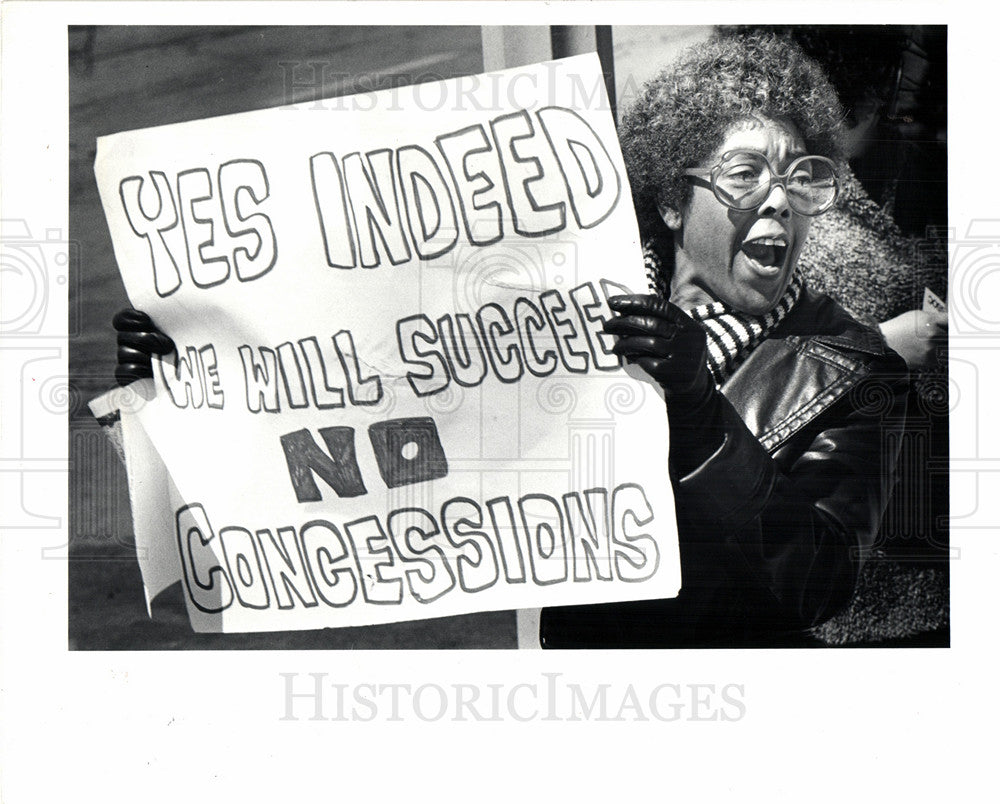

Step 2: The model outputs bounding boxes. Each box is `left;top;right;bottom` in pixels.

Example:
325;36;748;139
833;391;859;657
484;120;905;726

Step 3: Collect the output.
93;54;680;633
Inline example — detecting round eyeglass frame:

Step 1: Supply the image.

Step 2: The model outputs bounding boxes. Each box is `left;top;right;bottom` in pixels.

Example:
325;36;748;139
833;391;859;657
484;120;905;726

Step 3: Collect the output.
683;150;841;216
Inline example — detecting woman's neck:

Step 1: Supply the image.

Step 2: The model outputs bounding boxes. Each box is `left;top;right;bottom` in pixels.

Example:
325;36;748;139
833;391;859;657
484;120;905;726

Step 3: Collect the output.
646;232;717;310
668;255;716;309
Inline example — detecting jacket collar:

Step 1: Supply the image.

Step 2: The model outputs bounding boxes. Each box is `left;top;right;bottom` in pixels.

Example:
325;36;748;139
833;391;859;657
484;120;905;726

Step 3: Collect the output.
779;286;890;357
812;328;888;356
721;288;898;452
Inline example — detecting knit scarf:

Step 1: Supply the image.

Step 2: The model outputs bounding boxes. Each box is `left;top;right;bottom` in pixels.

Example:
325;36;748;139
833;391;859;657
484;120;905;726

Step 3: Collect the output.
642;241;803;386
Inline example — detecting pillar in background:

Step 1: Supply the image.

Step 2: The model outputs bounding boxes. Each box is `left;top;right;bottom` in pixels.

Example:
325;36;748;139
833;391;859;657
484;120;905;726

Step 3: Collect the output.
481;25;617;121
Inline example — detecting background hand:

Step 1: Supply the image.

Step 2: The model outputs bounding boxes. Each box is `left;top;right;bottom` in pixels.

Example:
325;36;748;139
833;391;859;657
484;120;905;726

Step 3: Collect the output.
878;309;947;371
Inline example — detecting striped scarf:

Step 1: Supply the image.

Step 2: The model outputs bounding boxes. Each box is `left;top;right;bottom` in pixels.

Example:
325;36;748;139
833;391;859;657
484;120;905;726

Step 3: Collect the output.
643;241;803;386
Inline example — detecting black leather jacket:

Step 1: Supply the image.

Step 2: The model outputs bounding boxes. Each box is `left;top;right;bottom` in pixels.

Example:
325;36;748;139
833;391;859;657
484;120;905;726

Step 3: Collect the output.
540;287;909;647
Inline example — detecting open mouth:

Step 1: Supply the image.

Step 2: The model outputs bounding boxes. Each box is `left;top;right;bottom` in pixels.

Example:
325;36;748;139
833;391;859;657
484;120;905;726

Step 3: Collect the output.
740;237;788;270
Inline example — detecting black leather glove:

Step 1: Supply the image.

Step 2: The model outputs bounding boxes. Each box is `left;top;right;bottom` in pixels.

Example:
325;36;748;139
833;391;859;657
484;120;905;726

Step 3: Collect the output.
604;294;723;474
603;295;715;409
112;309;175;387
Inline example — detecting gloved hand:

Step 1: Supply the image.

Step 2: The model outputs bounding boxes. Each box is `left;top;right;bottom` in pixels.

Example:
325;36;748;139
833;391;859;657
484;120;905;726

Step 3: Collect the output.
604;294;723;475
112;309;175;387
603;294;715;412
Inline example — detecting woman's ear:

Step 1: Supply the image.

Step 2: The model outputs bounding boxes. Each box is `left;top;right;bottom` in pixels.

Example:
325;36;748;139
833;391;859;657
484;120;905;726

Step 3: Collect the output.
656;199;683;231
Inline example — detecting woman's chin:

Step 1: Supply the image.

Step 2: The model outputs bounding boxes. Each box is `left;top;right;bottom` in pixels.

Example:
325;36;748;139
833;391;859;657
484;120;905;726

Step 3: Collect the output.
733;297;775;316
729;255;792;314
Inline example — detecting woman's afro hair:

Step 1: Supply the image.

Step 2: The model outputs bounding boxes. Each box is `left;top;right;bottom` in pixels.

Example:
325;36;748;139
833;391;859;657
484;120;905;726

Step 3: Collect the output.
620;30;847;238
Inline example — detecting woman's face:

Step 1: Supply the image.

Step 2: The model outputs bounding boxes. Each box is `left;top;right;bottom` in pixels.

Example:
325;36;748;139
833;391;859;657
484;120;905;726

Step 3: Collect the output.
665;117;812;315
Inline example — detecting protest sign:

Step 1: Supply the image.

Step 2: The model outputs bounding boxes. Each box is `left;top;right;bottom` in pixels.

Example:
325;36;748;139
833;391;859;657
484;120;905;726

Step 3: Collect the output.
93;54;680;633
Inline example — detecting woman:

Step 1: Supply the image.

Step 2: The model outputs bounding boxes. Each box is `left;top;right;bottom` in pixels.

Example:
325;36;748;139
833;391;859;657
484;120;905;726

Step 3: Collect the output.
115;32;910;647
539;32;910;647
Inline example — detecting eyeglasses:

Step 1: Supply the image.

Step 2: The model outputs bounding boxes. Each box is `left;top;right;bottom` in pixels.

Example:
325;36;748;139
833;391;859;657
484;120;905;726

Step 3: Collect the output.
684;150;840;216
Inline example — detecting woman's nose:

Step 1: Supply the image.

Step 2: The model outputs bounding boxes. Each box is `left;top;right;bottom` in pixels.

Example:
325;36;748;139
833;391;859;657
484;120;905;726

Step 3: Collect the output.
758;183;791;219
